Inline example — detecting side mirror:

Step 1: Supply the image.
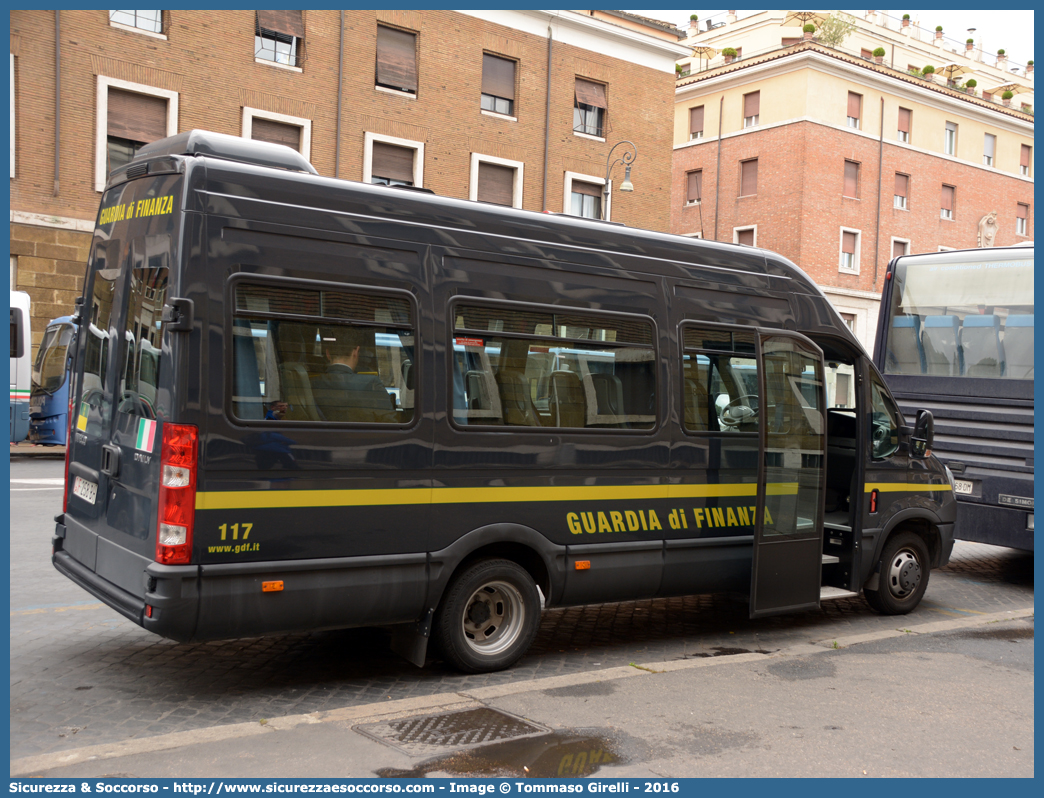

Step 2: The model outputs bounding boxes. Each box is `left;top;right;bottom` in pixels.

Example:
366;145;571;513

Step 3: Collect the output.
910;409;934;458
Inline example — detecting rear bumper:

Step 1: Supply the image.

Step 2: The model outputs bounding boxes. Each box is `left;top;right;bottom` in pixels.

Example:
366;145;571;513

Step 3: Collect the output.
53;548;145;625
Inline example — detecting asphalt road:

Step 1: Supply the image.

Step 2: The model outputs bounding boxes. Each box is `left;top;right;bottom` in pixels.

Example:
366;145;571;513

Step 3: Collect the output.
9;454;1036;771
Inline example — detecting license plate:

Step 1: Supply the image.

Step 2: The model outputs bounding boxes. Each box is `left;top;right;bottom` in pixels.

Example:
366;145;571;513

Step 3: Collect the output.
953;479;973;495
72;476;98;505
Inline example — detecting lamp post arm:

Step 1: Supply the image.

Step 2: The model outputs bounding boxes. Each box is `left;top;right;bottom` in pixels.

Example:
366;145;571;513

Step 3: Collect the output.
601;140;637;221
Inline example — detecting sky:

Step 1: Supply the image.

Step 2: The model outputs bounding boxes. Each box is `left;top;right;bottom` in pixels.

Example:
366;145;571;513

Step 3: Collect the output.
627;9;1035;68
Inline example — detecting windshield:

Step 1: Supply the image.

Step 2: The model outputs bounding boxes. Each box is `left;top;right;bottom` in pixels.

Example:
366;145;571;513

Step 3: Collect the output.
884;251;1033;379
32;323;75;393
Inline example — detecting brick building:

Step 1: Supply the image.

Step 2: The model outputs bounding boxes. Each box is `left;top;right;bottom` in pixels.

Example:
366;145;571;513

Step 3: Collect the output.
9;10;688;352
672;11;1034;349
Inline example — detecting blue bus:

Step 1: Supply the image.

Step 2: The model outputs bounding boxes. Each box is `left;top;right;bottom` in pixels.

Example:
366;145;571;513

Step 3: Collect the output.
874;245;1033;551
29;315;76;446
10;290;32;442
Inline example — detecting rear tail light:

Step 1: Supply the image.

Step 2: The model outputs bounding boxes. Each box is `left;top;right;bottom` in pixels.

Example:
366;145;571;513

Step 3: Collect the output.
156;423;198;565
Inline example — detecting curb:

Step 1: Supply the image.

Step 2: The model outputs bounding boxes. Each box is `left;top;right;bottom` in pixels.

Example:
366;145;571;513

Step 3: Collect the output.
10;606;1033;777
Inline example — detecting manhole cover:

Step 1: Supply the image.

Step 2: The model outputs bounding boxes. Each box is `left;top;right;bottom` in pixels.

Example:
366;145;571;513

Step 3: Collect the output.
356;707;551;757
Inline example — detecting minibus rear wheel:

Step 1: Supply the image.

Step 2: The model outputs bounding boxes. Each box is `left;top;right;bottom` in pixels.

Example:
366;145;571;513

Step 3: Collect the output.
864;531;930;615
434;558;541;673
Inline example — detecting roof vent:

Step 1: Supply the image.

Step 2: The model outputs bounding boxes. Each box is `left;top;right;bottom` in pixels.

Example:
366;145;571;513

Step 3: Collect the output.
133;130;318;175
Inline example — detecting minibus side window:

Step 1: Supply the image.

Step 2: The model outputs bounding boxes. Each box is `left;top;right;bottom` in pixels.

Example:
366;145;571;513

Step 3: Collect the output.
230;281;415;424
681;326;759;434
451;304;656;430
80;242;119;436
869;374;900;459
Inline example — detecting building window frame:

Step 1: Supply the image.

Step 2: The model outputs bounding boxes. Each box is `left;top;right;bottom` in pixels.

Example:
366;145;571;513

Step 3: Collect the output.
241;107;311;163
1020;144;1032;177
894;172;909;210
255;12;303;71
685;169;703;206
573;78;608;140
940;184;955;220
94;75;178;193
843;159;860;199
846;91;862;130
983;133;996;167
839;227;861;274
363;131;424;187
739;158;758;197
480;53;516;119
944;121;957;156
1016;203;1029;236
890;237;911;261
733;225;757;247
469;153;524;209
564;171;606;220
897;107;911;143
109;10;166;39
742;91;760;128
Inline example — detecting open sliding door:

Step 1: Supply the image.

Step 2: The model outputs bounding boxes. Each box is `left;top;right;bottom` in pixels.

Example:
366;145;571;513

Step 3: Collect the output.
750;331;827;618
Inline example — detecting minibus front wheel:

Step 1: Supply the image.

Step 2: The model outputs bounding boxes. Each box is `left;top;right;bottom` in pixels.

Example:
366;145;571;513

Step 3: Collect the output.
863;531;930;615
434;558;541;673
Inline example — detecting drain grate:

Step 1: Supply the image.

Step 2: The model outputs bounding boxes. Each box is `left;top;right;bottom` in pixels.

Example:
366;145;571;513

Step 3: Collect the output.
356;707;551;757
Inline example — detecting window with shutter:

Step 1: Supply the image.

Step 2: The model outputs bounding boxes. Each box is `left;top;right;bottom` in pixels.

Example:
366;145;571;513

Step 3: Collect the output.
574;78;607;137
892;240;908;259
1016;202;1029;235
376;25;418;93
736;228;755;247
861;48;873;60
686;170;703;204
743;91;759;127
250;118;301;151
984;133;996;166
1020;144;1031;176
570;179;602;219
106;88;168;173
689;106;704;140
256;11;303;67
740;159;758;196
371;142;415;186
894;173;909;209
897;107;911;142
476;161;515;206
940;184;954;219
847;92;861;129
944;122;957;156
840;229;859;272
481;54;516;116
843;160;859;199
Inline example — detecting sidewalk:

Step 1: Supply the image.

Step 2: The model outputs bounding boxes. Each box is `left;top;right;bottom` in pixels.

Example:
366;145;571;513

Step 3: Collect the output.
13;608;1033;779
10;441;66;457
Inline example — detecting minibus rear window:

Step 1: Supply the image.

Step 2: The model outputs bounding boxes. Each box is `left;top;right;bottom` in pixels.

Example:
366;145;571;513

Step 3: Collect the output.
231;281;415;425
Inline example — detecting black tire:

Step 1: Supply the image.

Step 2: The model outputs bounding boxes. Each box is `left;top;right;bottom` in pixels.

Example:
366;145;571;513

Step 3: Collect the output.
864;531;930;615
434;559;541;674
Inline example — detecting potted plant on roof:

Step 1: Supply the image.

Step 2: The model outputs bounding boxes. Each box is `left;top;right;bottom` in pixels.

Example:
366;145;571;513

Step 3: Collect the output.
1028;60;1034;75
722;47;737;64
873;46;886;64
1002;89;1014;107
997;49;1008;67
690;13;698;31
966;38;975;52
922;64;935;82
902;14;911;28
802;23;815;41
935;25;943;40
965;78;977;95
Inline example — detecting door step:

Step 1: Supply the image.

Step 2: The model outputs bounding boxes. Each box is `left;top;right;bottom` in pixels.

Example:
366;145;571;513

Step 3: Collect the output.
820;586;860;601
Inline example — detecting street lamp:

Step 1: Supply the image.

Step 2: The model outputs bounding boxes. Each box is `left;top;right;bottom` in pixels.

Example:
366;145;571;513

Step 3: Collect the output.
602;140;637;221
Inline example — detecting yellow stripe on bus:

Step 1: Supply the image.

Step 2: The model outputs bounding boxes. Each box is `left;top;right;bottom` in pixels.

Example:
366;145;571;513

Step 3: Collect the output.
195;482;802;511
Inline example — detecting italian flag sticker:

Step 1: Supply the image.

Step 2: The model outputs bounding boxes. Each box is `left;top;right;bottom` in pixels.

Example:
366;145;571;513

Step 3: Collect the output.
136;418;157;452
76;401;90;432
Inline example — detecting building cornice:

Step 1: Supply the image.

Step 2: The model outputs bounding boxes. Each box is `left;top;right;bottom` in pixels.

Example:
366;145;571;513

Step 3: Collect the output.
676;45;1034;136
456;10;692;72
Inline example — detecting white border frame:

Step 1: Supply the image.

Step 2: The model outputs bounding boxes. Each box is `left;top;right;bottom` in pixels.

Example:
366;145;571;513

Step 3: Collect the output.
839;226;862;274
889;236;911;260
242;107;312;163
563;171;607;219
469;153;524;209
94;76;178;192
733;225;757;246
363;131;424;187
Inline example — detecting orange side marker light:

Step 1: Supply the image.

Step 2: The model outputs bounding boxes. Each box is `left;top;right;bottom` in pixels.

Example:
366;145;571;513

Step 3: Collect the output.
574;561;591;571
262;581;284;592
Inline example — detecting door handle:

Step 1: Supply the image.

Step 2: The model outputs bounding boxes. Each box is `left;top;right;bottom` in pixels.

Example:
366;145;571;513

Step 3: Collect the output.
101;444;121;478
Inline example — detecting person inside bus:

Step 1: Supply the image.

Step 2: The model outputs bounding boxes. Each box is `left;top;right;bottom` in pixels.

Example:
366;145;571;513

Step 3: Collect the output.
312;325;396;423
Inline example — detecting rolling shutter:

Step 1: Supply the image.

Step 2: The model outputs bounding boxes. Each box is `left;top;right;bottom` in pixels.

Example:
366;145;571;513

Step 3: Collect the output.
372;142;415;183
1017;203;1028;220
740;159;758;196
1020;144;1031;168
892;240;906;259
984;134;996;160
376;25;418;92
686;170;702;203
842;231;857;255
477;162;514;206
482;54;515;100
940;184;954;212
894;173;909;198
107;88;167;144
689;106;704;136
898;107;911;134
847;91;861;120
251;118;301;151
572;180;602;197
743;91;760;118
575;78;607;109
737;229;754;247
844;161;859;198
256;10;304;39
